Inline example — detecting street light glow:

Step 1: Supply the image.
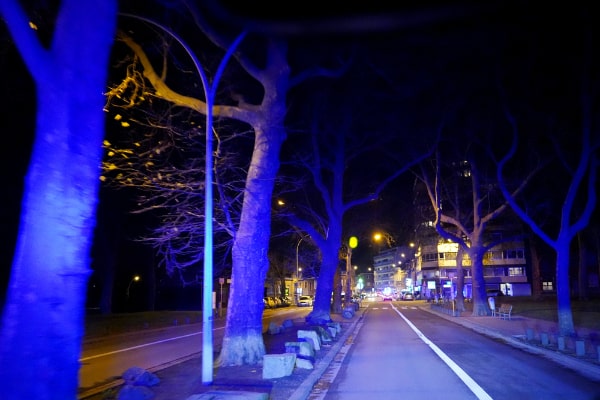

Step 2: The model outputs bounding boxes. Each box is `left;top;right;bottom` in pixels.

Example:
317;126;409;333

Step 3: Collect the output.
126;275;141;298
349;236;358;248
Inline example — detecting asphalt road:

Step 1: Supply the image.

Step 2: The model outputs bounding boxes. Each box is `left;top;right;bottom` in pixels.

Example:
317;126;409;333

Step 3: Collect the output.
310;302;600;400
78;307;310;395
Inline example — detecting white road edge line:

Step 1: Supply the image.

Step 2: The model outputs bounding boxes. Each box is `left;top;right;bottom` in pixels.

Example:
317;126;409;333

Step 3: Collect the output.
392;304;494;400
80;327;225;361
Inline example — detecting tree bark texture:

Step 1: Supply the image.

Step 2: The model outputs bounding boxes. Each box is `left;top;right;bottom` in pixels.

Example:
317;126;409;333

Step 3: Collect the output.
0;1;117;398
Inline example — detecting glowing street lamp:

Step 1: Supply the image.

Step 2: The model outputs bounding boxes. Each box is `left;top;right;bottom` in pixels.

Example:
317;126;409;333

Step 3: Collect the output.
126;275;140;298
373;231;395;248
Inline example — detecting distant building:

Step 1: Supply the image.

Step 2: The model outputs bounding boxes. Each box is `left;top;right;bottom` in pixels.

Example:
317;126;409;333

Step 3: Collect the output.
373;245;416;296
418;237;530;299
373;231;532;299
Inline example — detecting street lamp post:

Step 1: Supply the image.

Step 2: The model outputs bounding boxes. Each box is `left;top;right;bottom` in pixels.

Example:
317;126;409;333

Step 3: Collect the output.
296;235;307;304
119;14;246;385
345;237;358;306
126;275;140;299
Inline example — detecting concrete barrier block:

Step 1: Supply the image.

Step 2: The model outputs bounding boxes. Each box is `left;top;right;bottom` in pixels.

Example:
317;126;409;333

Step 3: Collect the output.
327;322;341;334
285;341;315;358
121;366;160;387
295;357;314;369
295;338;315;355
313;326;333;344
282;319;294;329
268;322;281;335
327;326;337;338
298;330;321;350
285;342;299;353
118;385;155;400
262;353;296;379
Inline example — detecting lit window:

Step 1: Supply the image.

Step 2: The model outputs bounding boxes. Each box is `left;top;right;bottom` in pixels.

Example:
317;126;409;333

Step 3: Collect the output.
508;267;524;276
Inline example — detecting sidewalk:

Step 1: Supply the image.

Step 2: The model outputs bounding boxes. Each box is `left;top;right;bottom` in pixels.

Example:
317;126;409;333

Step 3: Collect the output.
423;303;600;383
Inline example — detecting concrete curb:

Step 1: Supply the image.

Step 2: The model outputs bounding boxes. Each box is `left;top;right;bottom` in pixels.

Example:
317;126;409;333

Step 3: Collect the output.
288;309;365;400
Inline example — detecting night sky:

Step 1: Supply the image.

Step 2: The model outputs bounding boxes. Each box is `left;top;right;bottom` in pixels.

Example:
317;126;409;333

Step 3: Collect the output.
1;2;598;309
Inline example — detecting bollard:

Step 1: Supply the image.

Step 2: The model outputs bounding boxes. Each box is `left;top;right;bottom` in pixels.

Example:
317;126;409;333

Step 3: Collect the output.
576;340;585;357
541;333;549;346
342;306;355;319
597;346;600;363
526;328;534;341
558;336;565;351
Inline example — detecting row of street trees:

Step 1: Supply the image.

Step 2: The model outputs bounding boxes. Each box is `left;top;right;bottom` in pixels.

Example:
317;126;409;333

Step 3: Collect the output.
1;2;598;399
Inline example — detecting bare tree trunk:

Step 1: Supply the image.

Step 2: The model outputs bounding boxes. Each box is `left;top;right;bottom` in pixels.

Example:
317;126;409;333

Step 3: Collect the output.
470;244;490;316
218;126;286;366
308;247;339;324
0;1;117;397
333;263;343;314
577;231;588;300
528;235;543;301
556;249;576;336
455;245;465;312
596;227;600;287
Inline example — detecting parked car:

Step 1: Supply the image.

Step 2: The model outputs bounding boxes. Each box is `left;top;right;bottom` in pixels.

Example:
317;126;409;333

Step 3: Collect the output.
297;295;313;307
264;297;276;308
279;296;292;307
486;289;504;297
270;296;282;307
402;293;414;301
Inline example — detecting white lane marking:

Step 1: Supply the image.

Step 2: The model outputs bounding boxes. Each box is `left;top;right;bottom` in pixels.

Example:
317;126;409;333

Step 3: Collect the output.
80;327;225;361
392;304;494;400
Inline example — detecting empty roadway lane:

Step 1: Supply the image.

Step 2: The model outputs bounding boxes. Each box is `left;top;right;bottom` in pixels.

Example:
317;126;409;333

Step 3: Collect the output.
310;301;600;400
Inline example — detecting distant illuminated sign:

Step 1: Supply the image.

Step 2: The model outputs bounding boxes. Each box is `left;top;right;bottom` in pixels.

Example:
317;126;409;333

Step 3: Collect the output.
349;236;358;249
427;281;436;289
357;278;364;290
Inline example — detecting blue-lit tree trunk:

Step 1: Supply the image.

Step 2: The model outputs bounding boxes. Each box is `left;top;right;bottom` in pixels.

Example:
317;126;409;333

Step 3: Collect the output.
0;1;117;398
466;236;488;316
498;118;598;336
222;125;287;364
